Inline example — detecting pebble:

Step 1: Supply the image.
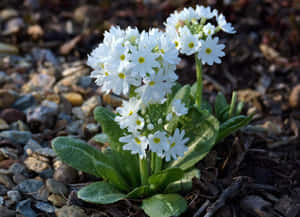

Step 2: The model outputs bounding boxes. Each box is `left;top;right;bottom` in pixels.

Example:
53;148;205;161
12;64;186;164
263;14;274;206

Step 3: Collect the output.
24;139;42;153
0;184;8;196
3;17;24;35
0;119;9;130
0;196;4;205
72;107;85;120
85;123;99;134
17;179;43;194
10;120;29;131
39;168;54;179
0;108;26;124
13;174;27;184
31;48;59;66
0;71;9;84
48;193;66;207
77;76;92;88
0;9;18;20
7;190;21;202
54;164;78;184
33;185;49;201
66;120;83;134
0;90;17;109
55;205;85;217
31;147;56;158
0;174;14;189
34;201;55;213
9;163;27;176
46;179;69;196
0;130;32;145
261;121;282;136
22;73;56;93
289;84;300;108
0;206;16;217
63;92;84;106
81;96;101;117
24;157;50;173
16;199;37;217
13;94;35;111
102;94;122;107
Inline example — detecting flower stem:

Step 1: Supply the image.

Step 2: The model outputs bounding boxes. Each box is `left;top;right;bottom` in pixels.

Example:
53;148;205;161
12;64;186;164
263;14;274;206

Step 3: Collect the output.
154;156;162;174
139;157;149;185
228;91;237;118
195;55;203;108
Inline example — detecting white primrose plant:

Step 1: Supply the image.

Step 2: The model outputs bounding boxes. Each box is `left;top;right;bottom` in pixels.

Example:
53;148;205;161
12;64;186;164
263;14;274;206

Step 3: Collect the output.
52;5;252;217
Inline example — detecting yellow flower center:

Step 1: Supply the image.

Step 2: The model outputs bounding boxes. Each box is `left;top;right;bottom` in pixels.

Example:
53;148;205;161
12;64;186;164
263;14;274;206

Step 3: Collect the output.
135;137;141;144
174;41;179;48
128;111;133;116
160;49;165;54
120;54;126;61
208;30;211;35
100;63;104;69
153;138;160;144
170;142;176;148
104;72;109;76
205;48;212;54
188;42;194;48
149;81;155;86
136;119;142;125
138;57;145;63
118;73;126;79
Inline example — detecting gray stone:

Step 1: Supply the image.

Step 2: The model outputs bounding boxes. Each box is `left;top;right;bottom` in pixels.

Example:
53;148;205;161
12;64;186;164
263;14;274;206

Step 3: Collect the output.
31;48;59;66
55;205;85;217
16;199;37;217
9;163;26;176
17;179;43;194
34;147;56;158
66;120;83;134
13;94;35;110
34;201;55;213
0;130;32;145
0;184;8;196
24;139;42;153
54;165;78;184
48;193;66;207
77;76;91;88
85;123;99;134
0;206;16;217
0;174;14;189
72;107;85;120
46;179;68;196
0;196;4;205
81;96;101;117
0;71;9;85
13;174;27;184
7;190;21;202
39;168;54;179
32;185;49;201
3;17;24;35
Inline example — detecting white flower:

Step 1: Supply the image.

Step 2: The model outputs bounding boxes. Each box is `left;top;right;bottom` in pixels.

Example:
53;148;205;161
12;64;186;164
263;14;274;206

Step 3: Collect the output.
180;7;199;22
166;27;181;50
119;134;148;158
165;10;182;29
166;113;173;121
125;26;139;43
172;99;188;116
127;115;145;133
195;5;216;19
165;128;189;161
147;123;154;130
159;35;181;65
178;26;201;55
148;131;169;156
157;118;163;125
198;36;225;65
203;23;216;36
217;14;236;34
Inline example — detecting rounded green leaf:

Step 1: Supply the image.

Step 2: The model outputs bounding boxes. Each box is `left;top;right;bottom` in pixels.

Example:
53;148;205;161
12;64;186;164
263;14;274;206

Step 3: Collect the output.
127;185;152;199
142;194;187;217
78;182;125;204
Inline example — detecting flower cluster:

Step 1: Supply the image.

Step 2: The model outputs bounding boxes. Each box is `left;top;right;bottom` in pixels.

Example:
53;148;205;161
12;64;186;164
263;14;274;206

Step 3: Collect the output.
87;26;180;100
165;5;236;65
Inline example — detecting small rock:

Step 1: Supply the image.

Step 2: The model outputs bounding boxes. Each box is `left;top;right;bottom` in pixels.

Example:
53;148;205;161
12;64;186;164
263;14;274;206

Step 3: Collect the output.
3;17;24;35
81;96;101;117
48;194;66;207
63;93;83;106
13;94;35;111
31;147;56;158
0;206;16;217
0;196;4;205
31;48;59;66
7;190;21;202
0;90;17;109
24;157;50;173
0;71;9;85
10;120;29;131
39;168;54;179
77;76;92;88
22;74;56;93
0;174;14;189
34;201;55;213
0;184;8;196
0;9;18;20
0;130;32;145
0;42;18;55
33;185;49;201
102;94;122;107
13;174;27;184
55;205;85;217
16;199;37;217
85;123;99;134
9;163;27;176
289;84;300;108
66;120;83;134
46;179;68;195
0;119;9;130
261;121;282;136
0;108;26;124
54;164;78;184
17;179;43;194
24;139;42;153
72;107;85;120
73;5;102;25
27;24;44;40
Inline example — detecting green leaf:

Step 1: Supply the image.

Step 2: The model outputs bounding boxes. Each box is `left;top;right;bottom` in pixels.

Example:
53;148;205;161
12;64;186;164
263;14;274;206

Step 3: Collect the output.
216;115;253;143
78;182;125;204
52;137;130;191
94;106;124;151
165;169;200;193
127;185;152;198
168;108;219;170
142;194;187;217
214;92;229;122
92;133;109;144
148;168;184;192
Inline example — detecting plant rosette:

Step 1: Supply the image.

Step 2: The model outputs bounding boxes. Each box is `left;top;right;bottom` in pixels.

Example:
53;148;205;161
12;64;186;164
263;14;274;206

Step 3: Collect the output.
52;5;252;217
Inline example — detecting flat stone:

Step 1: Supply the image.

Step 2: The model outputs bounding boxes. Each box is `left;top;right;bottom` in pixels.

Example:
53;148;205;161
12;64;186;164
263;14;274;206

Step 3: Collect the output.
16;199;37;217
0;89;17;109
24;139;42;153
13;174;27;184
9;163;27;176
34;201;55;213
46;179;68;195
24;157;50;173
39;168;54;179
0;130;32;145
17;179;43;194
0;184;8;196
0;108;26;124
55;205;85;217
0;174;14;189
0;119;9;130
7;190;21;202
63;93;83;106
72;107;85;120
34;148;56;158
0;206;16;217
13;94;35;111
48;194;66;207
53;164;78;184
22;73;56;93
66;120;83;134
81;96;101;117
32;185;49;201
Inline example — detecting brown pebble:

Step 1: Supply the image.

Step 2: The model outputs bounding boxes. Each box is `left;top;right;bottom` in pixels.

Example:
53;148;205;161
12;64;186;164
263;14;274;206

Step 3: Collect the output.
54;164;78;184
0;89;17;109
289;84;300;108
63;92;83;106
0;108;26;124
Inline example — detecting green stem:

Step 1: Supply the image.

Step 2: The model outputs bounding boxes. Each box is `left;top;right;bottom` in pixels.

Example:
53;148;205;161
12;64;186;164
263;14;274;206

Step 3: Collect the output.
154;155;163;174
151;152;156;174
139;157;149;185
228;91;237;118
195;55;203;108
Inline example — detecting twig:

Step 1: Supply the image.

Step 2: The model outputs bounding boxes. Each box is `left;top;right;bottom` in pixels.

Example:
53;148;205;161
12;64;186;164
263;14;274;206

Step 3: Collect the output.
193;200;210;217
203;177;245;217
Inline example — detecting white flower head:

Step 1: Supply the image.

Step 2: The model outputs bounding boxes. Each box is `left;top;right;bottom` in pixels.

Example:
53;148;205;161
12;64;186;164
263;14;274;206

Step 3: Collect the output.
198;36;225;65
217;14;236;34
165;128;189;161
172;99;188;116
166;113;173;121
195;5;216;19
178;26;201;55
147;123;154;130
148;131;169;157
119;134;148;159
203;23;216;36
